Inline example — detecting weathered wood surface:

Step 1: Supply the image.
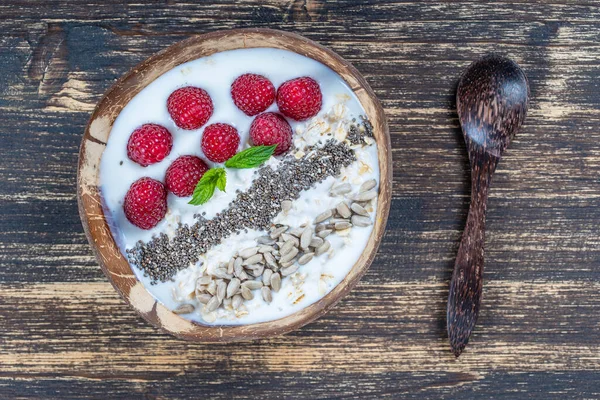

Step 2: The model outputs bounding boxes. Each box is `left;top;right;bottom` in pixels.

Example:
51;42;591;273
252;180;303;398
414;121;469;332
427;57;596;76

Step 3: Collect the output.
1;1;600;398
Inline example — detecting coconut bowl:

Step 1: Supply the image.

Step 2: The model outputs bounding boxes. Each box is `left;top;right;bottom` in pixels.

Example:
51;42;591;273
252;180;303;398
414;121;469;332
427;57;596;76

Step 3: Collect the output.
77;28;391;341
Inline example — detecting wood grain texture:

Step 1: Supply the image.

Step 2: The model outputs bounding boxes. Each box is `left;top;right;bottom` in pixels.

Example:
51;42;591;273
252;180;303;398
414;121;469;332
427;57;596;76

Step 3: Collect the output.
2;0;600;398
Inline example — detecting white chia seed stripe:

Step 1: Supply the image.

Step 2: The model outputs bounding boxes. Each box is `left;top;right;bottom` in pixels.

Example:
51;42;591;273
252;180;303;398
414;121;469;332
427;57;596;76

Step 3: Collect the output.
127;140;356;283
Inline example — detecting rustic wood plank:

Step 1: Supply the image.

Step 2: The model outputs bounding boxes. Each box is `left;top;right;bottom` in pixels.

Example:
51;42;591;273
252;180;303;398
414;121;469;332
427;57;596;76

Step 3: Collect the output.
2;0;600;397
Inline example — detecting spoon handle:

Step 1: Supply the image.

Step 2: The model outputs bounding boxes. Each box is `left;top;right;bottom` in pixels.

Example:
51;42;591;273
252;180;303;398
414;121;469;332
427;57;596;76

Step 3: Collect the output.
447;152;499;357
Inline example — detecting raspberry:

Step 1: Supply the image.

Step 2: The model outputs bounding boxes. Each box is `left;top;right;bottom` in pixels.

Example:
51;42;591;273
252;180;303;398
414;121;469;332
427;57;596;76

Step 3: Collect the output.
201;123;240;163
231;73;276;116
126;124;173;167
123;177;167;230
249;112;293;156
165;155;209;197
167;86;213;130
276;77;322;121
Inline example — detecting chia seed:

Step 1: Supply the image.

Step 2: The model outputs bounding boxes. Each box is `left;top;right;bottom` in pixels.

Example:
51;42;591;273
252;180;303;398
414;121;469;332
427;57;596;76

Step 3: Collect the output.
347;116;374;145
127;140;356;283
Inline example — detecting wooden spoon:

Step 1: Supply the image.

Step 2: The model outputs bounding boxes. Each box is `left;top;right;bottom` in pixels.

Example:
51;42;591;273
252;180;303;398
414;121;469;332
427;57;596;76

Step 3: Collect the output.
447;54;529;357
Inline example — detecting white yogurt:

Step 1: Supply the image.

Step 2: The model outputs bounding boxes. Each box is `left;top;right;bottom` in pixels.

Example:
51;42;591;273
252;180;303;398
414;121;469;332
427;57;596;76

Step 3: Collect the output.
100;48;379;325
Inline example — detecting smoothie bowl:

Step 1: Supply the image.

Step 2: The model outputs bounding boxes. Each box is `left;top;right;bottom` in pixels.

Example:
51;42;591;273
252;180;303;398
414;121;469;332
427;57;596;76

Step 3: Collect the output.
78;29;391;341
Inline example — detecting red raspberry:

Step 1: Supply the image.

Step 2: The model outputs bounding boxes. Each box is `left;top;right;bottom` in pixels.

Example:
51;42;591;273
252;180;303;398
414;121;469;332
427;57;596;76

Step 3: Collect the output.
249;112;293;155
165;155;209;197
231;73;276;116
123;177;167;230
201;123;240;163
167;86;213;130
276;77;322;121
126;124;173;167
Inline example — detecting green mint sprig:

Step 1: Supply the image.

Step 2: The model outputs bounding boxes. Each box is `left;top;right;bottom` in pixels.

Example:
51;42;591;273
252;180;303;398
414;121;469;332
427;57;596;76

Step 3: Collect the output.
188;167;226;206
189;145;276;206
225;145;276;169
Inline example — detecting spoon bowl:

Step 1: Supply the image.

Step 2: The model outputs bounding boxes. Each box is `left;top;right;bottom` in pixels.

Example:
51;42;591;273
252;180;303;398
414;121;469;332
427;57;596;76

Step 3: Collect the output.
447;54;529;356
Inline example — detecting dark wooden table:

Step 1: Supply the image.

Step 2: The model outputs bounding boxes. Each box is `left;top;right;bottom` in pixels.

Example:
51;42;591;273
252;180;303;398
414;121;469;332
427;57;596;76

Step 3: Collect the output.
2;1;600;399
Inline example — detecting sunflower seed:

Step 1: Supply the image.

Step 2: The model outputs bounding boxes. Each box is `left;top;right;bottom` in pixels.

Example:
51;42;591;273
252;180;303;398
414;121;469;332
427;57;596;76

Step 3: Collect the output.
310;237;324;248
252;264;265;277
242;280;263;290
350;202;369;216
316;240;331;256
205;296;221;312
234;262;244;277
262;268;273;286
241;286;254;300
360;179;377;193
270;272;282;292
197;293;212;304
298;253;314;265
239;247;259;259
211;268;233;280
264;252;277;268
300;227;312;250
262;286;273;303
331;218;350;224
232;294;243;309
335;221;352;230
336;202;352;218
217;280;227;302
350;190;377;202
280;233;299;246
281;264;300;276
226;278;241;298
223;297;232;309
270;225;289;239
280;247;299;263
173;304;195;315
279;260;295;268
281;200;293;212
237;269;249;281
315;209;333;223
330;182;352;196
351;215;372;227
256;236;276;245
197;276;212;286
289;227;305;237
207;280;217;295
317;229;332;238
259;245;275;253
315;224;327;232
227;258;235;274
280;239;296;256
243;254;263;266
326;223;335;230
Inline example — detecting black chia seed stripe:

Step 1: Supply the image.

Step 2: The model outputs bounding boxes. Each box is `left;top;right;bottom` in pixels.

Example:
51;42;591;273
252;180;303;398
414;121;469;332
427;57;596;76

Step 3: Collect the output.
127;140;356;283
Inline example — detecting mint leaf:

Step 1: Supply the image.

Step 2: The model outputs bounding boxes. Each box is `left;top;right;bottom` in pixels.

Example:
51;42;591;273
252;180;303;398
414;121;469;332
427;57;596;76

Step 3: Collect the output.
188;168;226;206
225;145;277;169
215;169;227;192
